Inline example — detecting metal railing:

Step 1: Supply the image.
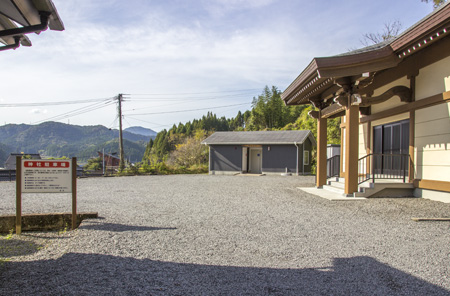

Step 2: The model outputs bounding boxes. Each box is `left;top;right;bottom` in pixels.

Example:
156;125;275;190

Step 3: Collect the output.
358;153;410;184
327;155;340;178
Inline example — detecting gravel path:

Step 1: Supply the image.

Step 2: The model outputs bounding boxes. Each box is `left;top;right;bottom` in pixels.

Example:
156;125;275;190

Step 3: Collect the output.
0;175;449;295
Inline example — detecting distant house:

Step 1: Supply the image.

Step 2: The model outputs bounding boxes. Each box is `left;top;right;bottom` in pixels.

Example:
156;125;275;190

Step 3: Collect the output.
97;151;120;168
202;130;316;175
4;153;41;170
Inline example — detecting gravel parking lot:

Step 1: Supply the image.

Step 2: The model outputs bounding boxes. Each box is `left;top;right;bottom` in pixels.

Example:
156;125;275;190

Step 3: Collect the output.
1;174;449;295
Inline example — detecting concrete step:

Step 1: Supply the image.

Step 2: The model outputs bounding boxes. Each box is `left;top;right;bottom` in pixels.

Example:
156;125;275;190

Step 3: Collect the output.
325;178;414;198
327;181;345;189
327;177;345;183
322;184;345;194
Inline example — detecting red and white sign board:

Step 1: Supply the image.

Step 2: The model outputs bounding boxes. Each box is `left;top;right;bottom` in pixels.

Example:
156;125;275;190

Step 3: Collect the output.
21;160;72;193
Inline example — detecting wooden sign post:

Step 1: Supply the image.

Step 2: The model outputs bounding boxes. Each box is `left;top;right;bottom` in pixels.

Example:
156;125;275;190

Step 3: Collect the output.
15;156;77;234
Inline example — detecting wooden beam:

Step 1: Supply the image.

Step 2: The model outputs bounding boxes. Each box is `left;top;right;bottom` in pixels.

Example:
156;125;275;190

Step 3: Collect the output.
321;103;345;118
360;90;450;124
328;110;346;119
360;86;411;107
411;218;450;222
413;179;450;193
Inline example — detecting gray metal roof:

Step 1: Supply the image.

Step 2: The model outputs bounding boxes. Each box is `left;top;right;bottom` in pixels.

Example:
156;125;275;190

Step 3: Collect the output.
0;0;64;50
202;130;316;146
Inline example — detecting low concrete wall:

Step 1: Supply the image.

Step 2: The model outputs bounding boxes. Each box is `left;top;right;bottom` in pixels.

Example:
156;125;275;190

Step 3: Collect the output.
0;212;98;233
209;171;240;175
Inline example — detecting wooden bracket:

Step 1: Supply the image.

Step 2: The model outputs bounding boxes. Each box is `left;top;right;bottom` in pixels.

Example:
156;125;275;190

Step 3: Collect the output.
360;85;411;107
308;110;320;119
334;94;348;107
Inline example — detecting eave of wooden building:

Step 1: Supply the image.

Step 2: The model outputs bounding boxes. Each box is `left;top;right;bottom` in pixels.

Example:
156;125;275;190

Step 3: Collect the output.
282;2;450;109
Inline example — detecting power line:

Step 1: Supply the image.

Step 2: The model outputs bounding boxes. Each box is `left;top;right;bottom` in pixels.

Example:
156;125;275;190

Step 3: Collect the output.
0;97;115;107
125;116;173;129
31;100;116;124
124;93;256;112
127;102;251;116
128;88;261;96
126;91;258;102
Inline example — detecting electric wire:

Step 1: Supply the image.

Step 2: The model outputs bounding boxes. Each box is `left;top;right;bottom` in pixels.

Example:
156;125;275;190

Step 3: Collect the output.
127;102;251;116
124;93;255;112
126;91;257;102
0;97;115;107
128;88;261;96
32;100;116;124
125;116;173;129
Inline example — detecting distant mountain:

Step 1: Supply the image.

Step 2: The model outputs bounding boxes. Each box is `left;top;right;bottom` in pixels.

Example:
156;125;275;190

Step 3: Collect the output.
124;126;157;139
0;122;147;163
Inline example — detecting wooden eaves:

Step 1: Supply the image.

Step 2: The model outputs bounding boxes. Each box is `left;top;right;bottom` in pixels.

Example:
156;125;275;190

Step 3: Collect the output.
0;0;64;50
281;2;450;111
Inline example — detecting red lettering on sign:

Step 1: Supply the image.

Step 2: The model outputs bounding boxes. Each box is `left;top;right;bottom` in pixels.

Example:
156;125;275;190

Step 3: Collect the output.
24;161;70;168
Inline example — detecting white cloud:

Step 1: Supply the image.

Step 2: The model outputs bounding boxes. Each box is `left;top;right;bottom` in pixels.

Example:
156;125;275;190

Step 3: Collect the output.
0;0;432;131
29;109;48;114
203;0;275;17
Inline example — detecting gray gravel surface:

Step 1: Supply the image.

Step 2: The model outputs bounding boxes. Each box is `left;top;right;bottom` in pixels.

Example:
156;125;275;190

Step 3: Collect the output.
0;175;449;295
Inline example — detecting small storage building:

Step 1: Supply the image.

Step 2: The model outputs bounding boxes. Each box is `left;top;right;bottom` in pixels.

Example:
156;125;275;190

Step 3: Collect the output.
202;130;316;175
4;153;41;170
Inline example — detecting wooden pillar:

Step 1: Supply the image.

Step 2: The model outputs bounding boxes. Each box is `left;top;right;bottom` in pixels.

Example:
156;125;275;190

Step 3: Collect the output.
316;112;327;188
345;103;359;195
340;117;345;178
71;157;77;230
365;121;371;176
409;111;415;182
16;156;22;235
408;75;416;182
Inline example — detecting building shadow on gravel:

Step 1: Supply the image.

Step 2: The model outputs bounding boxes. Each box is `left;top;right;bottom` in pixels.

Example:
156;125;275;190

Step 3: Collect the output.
79;221;177;232
1;254;448;295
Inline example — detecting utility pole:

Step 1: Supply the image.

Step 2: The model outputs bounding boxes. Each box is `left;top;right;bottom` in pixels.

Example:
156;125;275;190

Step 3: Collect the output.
117;93;125;172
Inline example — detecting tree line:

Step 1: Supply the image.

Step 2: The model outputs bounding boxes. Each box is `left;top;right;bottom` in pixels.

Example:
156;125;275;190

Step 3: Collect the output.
138;85;341;174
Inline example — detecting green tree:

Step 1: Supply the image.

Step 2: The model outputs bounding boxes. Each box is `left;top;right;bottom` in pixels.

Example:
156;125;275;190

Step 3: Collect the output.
85;157;102;171
281;105;341;144
169;130;208;168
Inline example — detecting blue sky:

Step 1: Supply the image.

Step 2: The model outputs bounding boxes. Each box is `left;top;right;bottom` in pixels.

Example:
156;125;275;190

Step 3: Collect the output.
0;0;436;132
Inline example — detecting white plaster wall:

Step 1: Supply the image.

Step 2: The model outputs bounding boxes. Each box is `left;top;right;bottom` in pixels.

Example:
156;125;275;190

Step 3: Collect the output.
416;55;450;100
358;124;365;159
415;102;450;181
414;56;450;182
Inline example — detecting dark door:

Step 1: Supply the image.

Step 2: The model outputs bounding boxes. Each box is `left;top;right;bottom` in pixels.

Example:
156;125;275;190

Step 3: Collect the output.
373;120;409;176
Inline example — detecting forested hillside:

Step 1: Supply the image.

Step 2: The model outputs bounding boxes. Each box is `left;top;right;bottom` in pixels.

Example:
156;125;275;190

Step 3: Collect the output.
0;122;148;164
141;86;340;173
